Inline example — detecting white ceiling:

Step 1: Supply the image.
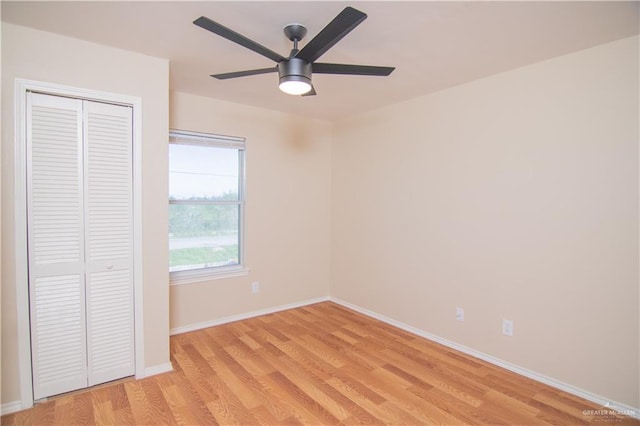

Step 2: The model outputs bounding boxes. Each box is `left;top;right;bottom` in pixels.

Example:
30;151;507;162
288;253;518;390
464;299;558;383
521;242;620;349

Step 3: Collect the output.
2;1;638;121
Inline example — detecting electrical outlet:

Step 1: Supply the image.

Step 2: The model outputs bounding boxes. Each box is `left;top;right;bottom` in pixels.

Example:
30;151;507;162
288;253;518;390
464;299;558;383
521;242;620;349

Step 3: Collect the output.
251;281;260;293
502;319;514;336
456;307;464;321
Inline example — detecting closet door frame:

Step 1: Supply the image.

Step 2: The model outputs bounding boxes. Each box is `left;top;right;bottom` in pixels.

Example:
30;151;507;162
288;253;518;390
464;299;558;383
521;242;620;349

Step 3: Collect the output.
14;79;145;409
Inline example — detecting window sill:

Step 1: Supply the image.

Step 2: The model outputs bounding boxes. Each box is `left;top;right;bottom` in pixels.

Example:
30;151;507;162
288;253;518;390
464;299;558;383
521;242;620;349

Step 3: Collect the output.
170;266;249;286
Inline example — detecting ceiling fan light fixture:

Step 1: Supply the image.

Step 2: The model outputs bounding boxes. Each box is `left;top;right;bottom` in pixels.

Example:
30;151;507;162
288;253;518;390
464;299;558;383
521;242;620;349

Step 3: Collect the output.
278;58;312;95
279;76;312;95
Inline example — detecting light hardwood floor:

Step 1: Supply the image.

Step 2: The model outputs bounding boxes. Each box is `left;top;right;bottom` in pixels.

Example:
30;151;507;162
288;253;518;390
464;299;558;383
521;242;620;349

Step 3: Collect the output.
3;302;637;425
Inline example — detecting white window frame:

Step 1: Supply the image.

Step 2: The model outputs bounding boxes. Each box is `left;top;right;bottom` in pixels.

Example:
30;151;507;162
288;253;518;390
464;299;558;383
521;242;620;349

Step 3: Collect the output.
169;129;248;285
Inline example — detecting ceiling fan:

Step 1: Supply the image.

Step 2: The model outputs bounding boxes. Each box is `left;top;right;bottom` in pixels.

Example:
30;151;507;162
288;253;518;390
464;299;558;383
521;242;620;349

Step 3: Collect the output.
194;6;395;96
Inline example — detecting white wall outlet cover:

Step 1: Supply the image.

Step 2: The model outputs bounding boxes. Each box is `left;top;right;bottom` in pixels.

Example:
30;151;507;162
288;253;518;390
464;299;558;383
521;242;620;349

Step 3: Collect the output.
456;307;464;321
502;319;514;336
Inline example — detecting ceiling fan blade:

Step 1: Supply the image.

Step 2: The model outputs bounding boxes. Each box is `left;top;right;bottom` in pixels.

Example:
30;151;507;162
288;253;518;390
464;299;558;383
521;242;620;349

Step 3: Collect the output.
313;63;395;76
302;85;317;96
212;67;277;80
194;16;286;63
296;7;367;63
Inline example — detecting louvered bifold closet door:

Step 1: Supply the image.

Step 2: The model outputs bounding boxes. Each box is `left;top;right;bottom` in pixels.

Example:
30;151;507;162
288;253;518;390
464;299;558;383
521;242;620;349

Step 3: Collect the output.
84;100;135;386
27;92;88;400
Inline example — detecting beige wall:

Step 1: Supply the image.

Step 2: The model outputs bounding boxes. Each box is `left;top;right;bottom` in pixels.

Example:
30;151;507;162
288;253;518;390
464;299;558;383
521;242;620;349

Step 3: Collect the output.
1;23;170;404
331;36;639;407
169;92;331;330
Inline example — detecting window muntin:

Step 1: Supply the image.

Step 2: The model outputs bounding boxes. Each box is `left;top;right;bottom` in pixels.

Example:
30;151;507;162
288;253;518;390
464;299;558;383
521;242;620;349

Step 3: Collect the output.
169;131;245;278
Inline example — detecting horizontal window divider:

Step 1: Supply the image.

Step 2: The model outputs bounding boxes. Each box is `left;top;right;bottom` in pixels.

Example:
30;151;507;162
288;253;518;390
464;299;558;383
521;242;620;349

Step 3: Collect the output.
169;200;241;206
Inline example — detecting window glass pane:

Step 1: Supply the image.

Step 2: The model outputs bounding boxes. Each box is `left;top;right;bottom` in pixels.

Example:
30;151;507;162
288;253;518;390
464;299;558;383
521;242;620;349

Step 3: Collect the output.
169;204;240;272
169;144;239;201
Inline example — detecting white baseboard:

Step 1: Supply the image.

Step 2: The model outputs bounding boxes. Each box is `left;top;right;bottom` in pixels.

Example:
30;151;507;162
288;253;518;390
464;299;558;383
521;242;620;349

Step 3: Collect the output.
330;297;640;420
143;362;174;378
1;401;24;416
169;296;330;336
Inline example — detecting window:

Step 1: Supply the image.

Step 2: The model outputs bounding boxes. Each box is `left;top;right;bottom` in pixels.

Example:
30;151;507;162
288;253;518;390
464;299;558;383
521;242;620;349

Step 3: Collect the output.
169;130;246;283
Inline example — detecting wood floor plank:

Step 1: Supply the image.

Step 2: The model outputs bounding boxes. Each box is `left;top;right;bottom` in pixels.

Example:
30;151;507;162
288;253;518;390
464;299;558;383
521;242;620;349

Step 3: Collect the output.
295;333;350;368
368;366;463;424
258;371;332;425
378;346;488;407
483;389;545;424
330;370;387;406
275;354;352;421
253;373;319;424
70;389;95;425
268;336;334;381
3;301;637;426
325;376;391;420
91;401;116;425
412;386;494;425
52;399;73;425
123;380;158;425
168;372;220;425
249;404;281;425
529;393;588;424
224;342;275;379
205;340;264;411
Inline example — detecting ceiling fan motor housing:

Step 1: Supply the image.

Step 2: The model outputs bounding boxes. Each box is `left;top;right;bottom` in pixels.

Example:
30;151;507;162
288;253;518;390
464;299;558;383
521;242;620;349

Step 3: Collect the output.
278;57;312;86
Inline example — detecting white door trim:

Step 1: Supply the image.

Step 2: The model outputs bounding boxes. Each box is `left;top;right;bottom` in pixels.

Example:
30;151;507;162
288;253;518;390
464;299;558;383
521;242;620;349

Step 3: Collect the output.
14;78;145;410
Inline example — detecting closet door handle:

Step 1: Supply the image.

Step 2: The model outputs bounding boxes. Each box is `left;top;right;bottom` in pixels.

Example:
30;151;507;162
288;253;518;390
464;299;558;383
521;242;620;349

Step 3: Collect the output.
106;264;114;270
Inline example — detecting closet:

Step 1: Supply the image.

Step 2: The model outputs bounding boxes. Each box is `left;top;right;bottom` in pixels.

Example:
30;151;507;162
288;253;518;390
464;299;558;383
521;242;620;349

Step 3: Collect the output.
27;92;135;400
